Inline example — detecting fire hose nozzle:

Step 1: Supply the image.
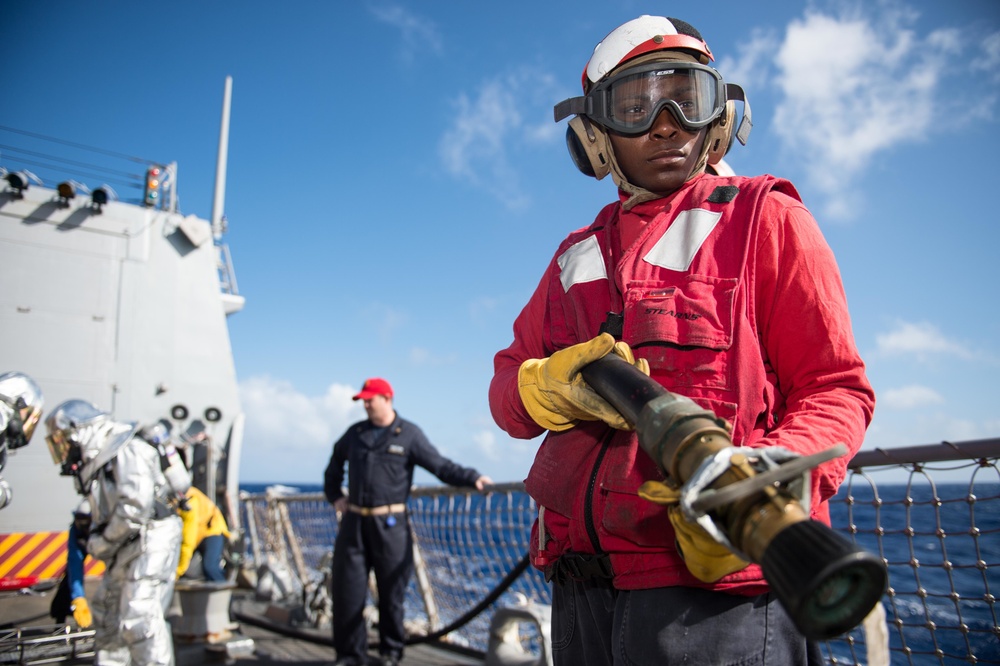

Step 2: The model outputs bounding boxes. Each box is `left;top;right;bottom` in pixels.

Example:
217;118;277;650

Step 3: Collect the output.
580;354;887;640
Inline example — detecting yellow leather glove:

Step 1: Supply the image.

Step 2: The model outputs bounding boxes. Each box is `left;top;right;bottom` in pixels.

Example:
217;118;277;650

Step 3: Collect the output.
638;479;749;583
518;333;649;432
72;596;93;628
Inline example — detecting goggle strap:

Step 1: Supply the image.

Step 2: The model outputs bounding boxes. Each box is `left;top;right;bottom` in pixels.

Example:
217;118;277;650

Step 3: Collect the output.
554;96;589;123
726;84;752;146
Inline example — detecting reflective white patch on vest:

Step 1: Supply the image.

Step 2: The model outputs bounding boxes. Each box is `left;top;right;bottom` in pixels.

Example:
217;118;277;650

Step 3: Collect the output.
557;235;607;292
643;209;723;272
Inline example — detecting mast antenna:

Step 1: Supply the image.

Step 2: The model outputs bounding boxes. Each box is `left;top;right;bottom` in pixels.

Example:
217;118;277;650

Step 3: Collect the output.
211;76;232;240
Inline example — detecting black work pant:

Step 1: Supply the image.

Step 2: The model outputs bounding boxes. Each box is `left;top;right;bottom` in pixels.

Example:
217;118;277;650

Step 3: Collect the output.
551;578;824;665
331;511;412;662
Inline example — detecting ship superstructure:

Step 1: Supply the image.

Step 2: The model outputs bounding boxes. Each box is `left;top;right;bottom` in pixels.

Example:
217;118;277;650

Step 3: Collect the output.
0;79;244;587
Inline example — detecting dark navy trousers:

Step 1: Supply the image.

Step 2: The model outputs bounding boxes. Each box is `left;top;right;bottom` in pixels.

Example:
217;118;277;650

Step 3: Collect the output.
331;511;412;662
551;579;823;665
198;534;226;582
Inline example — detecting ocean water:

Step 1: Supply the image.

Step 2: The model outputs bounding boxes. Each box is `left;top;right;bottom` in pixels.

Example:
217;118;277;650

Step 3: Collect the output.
826;481;1000;663
241;481;1000;663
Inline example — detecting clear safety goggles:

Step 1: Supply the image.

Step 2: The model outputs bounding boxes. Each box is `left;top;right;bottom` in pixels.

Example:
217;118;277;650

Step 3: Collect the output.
555;61;736;135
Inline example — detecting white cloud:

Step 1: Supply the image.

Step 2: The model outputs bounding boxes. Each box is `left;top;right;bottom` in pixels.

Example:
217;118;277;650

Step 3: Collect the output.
976;31;1000;77
875;321;971;359
879;384;945;410
368;4;443;62
766;5;992;219
471;427;538;479
864;410;1000;453
239;375;363;482
717;28;780;94
440;80;519;177
439;69;561;209
473;429;498;461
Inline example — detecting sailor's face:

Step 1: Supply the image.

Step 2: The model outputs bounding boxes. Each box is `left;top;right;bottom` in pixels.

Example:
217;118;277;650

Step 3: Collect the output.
363;394;394;425
608;107;707;196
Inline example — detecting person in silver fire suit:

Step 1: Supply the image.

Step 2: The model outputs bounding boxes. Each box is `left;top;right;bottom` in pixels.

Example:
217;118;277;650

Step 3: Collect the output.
323;377;493;666
0;371;44;511
45;399;182;666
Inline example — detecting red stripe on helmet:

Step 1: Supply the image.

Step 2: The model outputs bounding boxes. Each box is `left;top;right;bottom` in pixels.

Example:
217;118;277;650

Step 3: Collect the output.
619;34;714;66
582;33;715;90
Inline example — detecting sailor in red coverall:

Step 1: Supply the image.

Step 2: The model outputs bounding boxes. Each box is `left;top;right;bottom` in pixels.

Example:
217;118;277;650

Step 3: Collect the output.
488;15;875;666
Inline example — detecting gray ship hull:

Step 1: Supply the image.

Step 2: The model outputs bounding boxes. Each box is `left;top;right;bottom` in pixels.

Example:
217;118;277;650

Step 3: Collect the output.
0;156;244;584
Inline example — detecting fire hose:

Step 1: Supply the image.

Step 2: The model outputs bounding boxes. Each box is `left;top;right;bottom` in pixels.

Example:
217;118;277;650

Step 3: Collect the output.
580;354;887;640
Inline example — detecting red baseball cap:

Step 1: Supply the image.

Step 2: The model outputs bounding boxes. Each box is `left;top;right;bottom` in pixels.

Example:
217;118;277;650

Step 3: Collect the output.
352;377;394;401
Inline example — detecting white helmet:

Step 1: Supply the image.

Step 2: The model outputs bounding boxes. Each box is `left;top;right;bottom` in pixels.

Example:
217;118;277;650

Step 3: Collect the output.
583;16;716;89
45;399;111;475
0;371;44;450
554;16;751;200
46;399;138;494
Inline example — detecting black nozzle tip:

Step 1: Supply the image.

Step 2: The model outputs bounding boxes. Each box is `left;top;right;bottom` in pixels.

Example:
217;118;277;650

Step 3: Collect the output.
761;520;887;640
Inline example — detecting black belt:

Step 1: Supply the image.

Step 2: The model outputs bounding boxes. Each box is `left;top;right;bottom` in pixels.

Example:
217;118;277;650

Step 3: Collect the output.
546;552;614;584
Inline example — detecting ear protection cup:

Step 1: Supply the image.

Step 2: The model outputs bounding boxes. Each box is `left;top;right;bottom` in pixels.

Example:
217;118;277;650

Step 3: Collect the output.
705;101;736;166
566;116;612;180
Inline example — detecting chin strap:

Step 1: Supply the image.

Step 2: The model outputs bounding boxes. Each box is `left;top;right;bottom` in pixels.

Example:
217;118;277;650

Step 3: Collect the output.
612;155;706;210
602;126;700;210
608;146;672;210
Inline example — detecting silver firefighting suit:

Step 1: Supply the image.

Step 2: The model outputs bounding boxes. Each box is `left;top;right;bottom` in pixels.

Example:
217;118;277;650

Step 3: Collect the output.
0;371;44;510
84;426;182;666
0;400;16;510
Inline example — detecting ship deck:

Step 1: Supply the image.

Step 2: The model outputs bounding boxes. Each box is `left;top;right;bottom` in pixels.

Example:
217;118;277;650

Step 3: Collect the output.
224;592;485;666
184;619;484;665
0;587;484;665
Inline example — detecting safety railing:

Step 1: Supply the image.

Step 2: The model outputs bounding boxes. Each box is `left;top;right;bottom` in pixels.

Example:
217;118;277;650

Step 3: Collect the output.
0;625;95;664
240;483;546;651
824;439;999;665
239;438;1000;665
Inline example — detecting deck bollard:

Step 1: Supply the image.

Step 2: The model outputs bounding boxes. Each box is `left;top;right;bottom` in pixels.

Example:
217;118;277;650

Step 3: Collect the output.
171;580;238;641
485;602;553;666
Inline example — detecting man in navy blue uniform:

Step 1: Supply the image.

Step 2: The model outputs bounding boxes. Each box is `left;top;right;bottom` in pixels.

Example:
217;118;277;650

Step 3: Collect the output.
323;377;492;666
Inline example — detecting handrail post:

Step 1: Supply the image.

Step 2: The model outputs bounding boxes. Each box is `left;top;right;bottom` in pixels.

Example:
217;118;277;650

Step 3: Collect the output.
410;525;441;632
277;498;309;586
242;492;263;567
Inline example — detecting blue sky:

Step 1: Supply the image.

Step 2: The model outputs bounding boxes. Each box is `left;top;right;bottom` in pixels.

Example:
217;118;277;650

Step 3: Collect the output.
4;0;999;485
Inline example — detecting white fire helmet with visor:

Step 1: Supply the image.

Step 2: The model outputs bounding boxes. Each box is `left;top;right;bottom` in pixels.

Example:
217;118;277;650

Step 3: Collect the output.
45;399;138;494
0;371;44;451
554;16;752;203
